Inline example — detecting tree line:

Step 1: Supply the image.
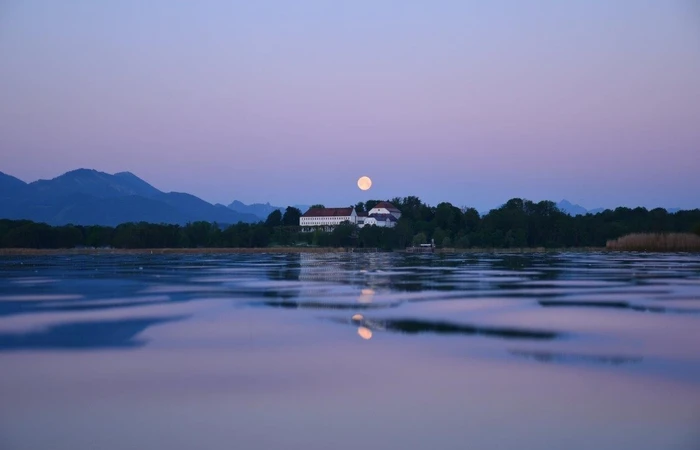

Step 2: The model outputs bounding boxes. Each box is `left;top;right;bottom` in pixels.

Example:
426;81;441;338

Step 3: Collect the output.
1;197;699;249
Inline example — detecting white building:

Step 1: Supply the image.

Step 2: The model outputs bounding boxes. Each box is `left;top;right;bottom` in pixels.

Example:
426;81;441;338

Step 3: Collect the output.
356;202;401;229
368;202;402;220
300;202;402;231
300;207;357;231
357;213;398;228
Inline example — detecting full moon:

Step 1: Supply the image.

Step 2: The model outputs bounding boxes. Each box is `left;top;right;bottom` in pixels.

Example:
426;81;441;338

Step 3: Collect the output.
357;176;372;191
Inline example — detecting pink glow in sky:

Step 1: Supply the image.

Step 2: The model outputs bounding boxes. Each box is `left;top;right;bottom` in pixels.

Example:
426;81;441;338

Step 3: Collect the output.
1;1;699;210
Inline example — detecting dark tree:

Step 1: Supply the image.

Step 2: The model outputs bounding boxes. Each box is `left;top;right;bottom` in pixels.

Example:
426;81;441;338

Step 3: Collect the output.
265;209;283;227
365;200;380;211
2;200;700;250
283;207;302;226
462;207;481;233
330;222;357;247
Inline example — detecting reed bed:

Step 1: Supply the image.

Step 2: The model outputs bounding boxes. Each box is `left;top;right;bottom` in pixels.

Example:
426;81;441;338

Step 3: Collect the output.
606;233;700;252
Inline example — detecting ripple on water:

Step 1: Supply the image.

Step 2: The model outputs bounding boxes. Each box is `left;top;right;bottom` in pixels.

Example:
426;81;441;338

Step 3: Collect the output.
0;253;699;375
1;252;700;450
9;277;59;285
0;294;84;302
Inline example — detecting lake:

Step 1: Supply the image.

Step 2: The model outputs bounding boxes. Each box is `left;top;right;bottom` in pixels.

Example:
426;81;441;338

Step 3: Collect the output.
1;252;699;450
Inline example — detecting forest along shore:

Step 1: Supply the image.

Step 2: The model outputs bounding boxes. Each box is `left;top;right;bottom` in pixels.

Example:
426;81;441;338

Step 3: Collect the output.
2;198;699;252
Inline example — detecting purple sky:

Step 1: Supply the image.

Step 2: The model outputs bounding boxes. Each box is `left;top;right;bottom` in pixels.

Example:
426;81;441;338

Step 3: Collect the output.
1;1;699;211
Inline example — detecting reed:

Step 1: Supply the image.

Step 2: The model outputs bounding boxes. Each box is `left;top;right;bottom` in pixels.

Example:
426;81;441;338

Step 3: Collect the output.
606;233;700;252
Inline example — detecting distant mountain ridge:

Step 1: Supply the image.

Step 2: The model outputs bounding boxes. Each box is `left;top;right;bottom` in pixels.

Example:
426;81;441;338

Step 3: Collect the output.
0;169;259;226
557;200;589;216
556;199;680;216
0;172;30;198
227;200;310;220
1;170;687;225
26;169;165;201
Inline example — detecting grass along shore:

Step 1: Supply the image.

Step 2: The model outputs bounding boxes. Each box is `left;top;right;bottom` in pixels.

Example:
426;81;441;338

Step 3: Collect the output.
606;233;700;252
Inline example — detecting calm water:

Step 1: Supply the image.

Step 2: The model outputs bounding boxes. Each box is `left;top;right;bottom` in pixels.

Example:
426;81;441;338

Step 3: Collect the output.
1;252;699;450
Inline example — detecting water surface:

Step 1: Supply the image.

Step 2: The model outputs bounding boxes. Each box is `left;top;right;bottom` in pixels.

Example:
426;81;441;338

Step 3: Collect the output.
1;252;699;450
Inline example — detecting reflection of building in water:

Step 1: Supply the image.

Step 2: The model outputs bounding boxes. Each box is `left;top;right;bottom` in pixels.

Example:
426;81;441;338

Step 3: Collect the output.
298;253;391;286
298;253;352;282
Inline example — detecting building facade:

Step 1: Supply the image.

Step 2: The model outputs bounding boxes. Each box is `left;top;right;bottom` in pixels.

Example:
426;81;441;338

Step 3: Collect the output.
367;202;402;220
300;202;402;231
300;207;357;231
357;213;398;228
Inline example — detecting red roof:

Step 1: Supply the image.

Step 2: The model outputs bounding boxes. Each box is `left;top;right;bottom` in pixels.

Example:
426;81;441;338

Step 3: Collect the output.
372;201;400;212
302;207;354;217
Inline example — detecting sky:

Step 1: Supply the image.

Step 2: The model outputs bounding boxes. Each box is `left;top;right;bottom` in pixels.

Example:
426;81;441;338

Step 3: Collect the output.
1;0;699;211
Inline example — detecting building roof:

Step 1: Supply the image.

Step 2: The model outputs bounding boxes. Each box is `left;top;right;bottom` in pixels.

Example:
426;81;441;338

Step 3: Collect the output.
302;207;354;217
371;201;401;213
369;213;398;222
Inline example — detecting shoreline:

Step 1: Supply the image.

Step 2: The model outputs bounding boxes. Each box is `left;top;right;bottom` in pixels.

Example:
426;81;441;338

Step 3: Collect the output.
0;247;610;256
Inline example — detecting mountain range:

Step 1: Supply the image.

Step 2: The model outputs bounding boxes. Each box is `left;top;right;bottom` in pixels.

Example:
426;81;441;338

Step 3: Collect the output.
0;169;260;226
556;200;604;216
227;200;310;221
0;169;685;226
555;199;680;216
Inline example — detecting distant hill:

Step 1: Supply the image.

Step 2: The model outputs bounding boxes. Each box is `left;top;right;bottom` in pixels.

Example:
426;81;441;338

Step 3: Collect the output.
154;192;254;225
0;169;259;226
556;199;683;216
113;171;164;198
228;200;310;220
0;172;29;198
557;200;589;216
29;168;162;199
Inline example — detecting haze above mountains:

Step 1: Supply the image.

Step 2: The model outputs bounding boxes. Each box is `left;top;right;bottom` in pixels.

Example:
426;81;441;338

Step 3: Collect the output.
0;169;685;226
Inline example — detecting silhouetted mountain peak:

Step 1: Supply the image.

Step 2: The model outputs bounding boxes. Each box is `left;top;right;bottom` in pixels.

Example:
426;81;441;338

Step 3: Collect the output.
65;168;97;175
112;171;162;197
0;168;260;226
557;199;589;216
29;168;162;199
0;172;29;198
0;171;27;185
227;200;310;220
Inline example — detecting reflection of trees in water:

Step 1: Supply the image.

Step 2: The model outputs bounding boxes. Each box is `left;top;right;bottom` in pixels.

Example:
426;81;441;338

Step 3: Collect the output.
265;254;301;281
345;314;560;341
292;253;481;292
263;252;632;296
510;350;642;366
261;253;393;302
